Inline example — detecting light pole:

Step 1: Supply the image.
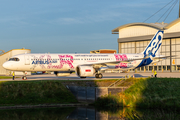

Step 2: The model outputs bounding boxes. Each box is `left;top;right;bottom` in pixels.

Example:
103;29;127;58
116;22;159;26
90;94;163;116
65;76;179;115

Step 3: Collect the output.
179;0;180;18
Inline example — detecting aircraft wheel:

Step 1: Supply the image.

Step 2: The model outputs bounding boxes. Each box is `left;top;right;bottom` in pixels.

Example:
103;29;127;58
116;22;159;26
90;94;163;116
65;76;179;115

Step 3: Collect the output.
95;73;103;78
22;76;27;80
98;73;103;78
95;74;99;78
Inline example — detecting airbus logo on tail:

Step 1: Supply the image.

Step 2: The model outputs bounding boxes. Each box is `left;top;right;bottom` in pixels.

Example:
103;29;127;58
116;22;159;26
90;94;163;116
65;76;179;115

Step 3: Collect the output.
144;31;164;58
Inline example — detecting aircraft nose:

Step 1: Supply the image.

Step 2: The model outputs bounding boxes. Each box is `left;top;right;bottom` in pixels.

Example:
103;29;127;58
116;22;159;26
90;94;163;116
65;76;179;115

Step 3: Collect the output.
3;62;11;70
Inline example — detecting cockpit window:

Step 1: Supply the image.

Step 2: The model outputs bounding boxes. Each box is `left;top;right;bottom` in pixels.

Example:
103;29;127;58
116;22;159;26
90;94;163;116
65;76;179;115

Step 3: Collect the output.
9;58;20;61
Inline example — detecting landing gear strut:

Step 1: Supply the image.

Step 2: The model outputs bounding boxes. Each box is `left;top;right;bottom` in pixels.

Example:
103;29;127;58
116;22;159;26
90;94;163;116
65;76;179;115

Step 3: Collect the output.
95;73;103;78
22;71;27;80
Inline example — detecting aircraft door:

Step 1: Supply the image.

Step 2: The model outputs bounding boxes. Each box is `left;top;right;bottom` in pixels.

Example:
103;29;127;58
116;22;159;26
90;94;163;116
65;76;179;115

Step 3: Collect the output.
24;55;30;65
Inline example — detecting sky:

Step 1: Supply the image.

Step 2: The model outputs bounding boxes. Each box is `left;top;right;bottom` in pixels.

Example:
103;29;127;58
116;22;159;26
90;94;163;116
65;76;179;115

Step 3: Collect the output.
0;0;179;53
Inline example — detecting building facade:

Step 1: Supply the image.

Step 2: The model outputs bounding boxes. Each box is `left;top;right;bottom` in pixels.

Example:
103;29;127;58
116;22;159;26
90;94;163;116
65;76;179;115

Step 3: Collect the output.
112;18;180;72
90;49;117;54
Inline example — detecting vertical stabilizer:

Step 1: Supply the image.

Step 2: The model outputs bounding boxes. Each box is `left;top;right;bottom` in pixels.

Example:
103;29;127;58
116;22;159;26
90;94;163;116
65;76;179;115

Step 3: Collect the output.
142;30;164;58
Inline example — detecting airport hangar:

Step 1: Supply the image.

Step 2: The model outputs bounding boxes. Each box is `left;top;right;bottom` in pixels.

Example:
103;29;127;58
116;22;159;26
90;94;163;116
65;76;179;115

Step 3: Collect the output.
112;18;180;72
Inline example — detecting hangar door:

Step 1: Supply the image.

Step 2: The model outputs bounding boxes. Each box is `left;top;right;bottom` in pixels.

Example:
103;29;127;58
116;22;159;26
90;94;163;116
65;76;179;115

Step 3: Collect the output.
24;55;30;65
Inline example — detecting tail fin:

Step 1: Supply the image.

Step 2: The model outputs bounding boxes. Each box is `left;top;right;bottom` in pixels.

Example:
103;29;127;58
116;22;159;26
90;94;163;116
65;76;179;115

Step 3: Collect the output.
142;30;164;58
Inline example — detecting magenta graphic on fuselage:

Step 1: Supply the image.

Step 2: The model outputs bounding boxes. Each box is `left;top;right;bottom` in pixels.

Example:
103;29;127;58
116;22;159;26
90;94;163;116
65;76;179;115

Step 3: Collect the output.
32;54;74;69
114;54;128;61
47;55;74;69
39;55;46;69
47;55;58;69
58;55;74;69
115;63;128;68
114;54;128;68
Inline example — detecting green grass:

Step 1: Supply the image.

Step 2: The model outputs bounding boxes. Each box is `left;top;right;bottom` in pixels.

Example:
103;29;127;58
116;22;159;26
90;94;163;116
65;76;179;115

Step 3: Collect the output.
0;76;14;79
0;80;78;106
95;78;180;109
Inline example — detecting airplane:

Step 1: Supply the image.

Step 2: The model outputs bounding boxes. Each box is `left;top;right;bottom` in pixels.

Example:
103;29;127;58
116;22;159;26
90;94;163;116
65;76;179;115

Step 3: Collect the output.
3;30;165;80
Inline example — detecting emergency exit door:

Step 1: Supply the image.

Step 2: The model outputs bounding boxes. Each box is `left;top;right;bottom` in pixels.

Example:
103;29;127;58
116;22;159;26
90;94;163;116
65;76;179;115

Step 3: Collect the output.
24;55;30;65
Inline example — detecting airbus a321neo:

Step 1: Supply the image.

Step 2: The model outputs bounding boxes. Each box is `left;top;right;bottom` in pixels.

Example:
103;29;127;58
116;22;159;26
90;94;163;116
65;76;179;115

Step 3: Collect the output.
3;30;166;79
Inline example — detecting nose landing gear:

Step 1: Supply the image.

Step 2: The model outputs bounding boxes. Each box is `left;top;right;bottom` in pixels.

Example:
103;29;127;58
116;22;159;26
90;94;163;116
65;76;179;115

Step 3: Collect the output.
22;71;27;80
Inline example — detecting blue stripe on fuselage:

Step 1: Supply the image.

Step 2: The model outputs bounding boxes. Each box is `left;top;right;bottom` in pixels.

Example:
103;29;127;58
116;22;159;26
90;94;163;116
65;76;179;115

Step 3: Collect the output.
136;58;152;68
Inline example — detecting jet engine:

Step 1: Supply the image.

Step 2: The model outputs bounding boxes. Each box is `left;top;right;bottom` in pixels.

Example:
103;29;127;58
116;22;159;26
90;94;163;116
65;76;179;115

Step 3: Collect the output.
76;66;95;78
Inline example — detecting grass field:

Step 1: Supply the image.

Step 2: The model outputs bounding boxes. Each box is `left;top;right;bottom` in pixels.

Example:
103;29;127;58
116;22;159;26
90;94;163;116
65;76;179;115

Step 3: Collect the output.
1;77;179;109
0;79;118;106
0;76;14;79
95;77;180;109
0;80;78;106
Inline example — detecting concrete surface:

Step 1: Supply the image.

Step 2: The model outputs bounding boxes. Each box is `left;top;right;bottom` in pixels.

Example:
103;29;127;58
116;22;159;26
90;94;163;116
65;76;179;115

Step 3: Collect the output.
1;72;180;81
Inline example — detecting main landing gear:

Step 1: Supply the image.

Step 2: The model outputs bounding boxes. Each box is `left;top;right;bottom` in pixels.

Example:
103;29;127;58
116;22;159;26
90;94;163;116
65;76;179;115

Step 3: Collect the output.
95;73;103;78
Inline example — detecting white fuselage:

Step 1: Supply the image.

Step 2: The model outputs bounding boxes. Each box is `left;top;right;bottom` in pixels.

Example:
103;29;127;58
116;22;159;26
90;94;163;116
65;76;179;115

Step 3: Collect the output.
2;30;164;79
3;53;144;72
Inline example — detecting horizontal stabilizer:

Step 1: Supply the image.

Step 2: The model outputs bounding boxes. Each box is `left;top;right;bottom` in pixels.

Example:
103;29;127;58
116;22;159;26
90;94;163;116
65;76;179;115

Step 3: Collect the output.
152;55;176;60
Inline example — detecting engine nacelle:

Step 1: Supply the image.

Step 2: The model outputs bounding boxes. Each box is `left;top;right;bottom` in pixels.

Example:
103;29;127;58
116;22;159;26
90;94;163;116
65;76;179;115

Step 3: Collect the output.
76;66;95;77
54;71;71;76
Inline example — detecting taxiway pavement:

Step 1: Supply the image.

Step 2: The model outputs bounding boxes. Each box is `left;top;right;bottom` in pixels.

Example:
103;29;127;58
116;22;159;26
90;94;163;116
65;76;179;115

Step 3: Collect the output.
1;72;180;81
